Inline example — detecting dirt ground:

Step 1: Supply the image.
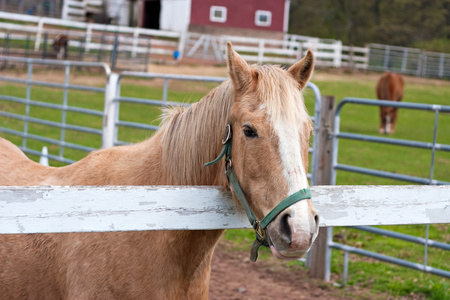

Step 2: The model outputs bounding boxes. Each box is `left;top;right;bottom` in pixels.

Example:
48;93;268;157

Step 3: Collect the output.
209;239;360;300
2;61;449;89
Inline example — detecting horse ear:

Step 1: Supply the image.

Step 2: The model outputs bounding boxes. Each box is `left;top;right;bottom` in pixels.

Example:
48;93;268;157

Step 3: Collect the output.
288;50;314;90
227;42;253;91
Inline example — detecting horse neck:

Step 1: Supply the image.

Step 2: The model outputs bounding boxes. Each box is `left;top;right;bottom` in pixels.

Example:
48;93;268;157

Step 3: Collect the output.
159;81;233;187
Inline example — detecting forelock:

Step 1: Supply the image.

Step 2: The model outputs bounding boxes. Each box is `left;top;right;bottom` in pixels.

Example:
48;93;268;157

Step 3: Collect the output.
253;65;310;128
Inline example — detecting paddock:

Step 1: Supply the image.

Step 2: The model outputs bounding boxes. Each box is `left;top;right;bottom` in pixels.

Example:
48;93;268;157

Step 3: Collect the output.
1;55;449;298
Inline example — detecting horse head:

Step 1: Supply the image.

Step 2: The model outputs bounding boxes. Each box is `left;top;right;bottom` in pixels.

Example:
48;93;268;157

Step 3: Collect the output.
380;106;397;134
224;43;319;260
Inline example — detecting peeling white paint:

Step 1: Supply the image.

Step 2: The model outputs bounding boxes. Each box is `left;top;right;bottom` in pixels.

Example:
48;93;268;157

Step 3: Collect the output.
0;185;449;234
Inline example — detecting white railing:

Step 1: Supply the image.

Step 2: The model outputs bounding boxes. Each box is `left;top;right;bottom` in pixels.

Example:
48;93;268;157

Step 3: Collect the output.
1;185;449;234
1;11;447;77
0;11;183;59
62;0;103;22
220;35;302;65
284;34;370;69
184;33;370;68
341;45;369;69
1;12;368;66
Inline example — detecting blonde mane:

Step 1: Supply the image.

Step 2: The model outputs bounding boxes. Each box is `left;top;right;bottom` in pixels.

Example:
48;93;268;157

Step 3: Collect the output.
159;80;234;186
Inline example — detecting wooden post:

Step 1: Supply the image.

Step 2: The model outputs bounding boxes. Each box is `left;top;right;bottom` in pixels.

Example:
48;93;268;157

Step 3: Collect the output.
309;95;336;280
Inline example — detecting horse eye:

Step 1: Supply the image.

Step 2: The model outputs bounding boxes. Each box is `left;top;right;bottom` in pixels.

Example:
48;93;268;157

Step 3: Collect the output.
243;126;258;138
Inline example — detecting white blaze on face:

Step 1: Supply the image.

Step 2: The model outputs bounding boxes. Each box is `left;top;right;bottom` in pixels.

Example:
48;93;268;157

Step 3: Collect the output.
385;115;392;134
274;119;308;194
273;117;310;222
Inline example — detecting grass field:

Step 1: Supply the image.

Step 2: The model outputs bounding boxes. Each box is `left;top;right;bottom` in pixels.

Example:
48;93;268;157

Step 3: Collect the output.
0;66;449;299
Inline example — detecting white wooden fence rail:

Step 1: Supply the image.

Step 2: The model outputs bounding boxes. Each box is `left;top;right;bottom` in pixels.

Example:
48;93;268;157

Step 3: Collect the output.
0;11;183;59
0;11;368;67
1;185;449;234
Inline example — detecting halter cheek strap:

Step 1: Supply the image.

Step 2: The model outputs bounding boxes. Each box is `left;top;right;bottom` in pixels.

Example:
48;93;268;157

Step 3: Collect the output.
205;124;311;262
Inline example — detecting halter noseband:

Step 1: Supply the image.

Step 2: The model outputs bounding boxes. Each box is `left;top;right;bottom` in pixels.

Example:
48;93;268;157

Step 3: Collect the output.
205;124;311;262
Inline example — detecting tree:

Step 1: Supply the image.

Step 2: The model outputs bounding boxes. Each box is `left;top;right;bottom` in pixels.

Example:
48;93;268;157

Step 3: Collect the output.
288;0;450;51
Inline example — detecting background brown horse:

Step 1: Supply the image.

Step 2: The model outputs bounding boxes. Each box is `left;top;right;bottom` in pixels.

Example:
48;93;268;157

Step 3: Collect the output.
53;34;69;59
376;71;404;134
0;43;318;299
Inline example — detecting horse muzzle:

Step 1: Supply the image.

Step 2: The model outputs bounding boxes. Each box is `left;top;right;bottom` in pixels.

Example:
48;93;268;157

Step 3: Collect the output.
266;201;319;260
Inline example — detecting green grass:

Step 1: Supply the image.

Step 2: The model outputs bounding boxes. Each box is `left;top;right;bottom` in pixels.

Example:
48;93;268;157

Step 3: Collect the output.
308;75;450;185
0;75;219;164
329;225;450;299
0;80;107;164
1;69;449;299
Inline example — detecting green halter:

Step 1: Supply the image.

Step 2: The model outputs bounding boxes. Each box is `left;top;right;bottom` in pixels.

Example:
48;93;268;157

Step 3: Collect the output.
205;124;311;262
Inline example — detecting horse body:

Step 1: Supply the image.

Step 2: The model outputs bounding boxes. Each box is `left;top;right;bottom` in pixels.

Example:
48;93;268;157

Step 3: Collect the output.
1;231;220;299
0;43;318;299
376;71;404;134
0;95;226;299
1;123;223;299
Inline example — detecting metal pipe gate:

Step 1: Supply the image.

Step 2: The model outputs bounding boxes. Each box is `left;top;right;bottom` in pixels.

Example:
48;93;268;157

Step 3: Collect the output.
326;98;450;283
0;55;111;164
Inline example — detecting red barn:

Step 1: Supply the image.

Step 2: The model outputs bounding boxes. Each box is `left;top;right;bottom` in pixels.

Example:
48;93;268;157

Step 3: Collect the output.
189;0;290;39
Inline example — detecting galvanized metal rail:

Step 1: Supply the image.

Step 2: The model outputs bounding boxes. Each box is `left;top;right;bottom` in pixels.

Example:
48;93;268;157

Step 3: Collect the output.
332;98;450;185
0;56;111;164
325;97;450;283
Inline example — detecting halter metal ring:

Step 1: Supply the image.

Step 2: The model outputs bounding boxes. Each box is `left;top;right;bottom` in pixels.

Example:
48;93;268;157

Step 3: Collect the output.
222;124;231;144
225;158;232;172
254;221;266;240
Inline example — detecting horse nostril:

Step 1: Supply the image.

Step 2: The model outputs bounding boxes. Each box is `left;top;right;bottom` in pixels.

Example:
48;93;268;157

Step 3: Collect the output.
314;214;319;225
279;212;292;245
313;214;320;233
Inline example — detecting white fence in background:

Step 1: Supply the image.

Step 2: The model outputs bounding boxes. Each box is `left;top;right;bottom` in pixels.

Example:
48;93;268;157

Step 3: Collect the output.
0;11;448;78
1;185;449;234
0;11;183;60
184;33;369;68
0;12;368;67
62;0;103;22
186;34;304;65
284;34;369;69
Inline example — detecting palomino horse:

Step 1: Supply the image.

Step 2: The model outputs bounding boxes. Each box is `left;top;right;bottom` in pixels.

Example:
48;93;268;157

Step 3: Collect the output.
376;71;404;134
0;43;319;299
